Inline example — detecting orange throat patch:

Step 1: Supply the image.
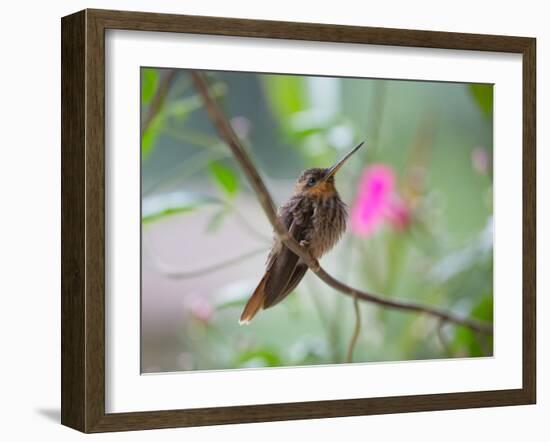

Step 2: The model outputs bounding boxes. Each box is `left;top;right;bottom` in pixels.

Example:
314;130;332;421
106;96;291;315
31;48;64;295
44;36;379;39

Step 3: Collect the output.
306;181;336;198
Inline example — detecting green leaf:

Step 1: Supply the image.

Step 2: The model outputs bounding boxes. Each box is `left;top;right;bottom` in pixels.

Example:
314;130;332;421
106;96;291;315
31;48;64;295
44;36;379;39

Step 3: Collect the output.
471;296;493;322
141;68;159;105
205;207;228;233
451;296;493;357
237;349;282;368
166;83;227;119
141;113;163;158
208;161;239;197
214;298;248;310
142;207;193;224
469;84;493;117
213;282;255;310
142;192;217;224
263;75;307;120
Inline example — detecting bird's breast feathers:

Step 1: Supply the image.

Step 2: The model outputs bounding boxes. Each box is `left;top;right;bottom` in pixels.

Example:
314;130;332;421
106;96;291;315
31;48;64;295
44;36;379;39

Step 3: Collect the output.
270;194;347;260
309;195;347;256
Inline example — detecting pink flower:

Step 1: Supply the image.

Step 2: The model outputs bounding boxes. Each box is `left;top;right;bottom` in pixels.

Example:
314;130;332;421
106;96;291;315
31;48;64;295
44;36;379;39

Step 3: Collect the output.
471;147;489;175
350;164;411;237
188;298;214;324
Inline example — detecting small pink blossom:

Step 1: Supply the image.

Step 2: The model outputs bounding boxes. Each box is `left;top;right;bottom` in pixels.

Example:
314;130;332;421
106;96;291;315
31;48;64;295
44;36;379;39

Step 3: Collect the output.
188;298;214;324
351;164;411;237
230;116;252;139
471;147;489;175
385;196;411;231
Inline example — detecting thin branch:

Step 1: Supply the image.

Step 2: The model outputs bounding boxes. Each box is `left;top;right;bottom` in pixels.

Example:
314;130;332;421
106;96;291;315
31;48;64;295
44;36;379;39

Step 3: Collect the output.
228;203;273;243
141;69;177;135
315;267;492;334
144;233;266;280
142;149;228;196
346;295;361;363
190;71;493;336
436;318;452;356
162;248;265;280
474;329;492;356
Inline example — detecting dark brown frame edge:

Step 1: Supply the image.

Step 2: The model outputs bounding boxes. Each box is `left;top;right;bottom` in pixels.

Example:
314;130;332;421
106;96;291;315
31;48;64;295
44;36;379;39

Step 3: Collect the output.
61;8;536;433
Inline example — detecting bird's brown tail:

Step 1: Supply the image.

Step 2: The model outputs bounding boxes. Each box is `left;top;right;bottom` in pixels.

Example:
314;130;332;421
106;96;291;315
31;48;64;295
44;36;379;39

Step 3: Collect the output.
239;273;268;325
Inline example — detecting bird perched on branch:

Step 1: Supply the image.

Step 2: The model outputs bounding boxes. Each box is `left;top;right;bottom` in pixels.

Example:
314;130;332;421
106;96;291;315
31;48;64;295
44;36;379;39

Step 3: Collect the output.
240;141;365;324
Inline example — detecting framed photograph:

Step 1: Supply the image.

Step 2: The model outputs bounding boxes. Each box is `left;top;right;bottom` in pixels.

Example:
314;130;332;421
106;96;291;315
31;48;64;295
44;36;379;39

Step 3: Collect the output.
61;9;536;433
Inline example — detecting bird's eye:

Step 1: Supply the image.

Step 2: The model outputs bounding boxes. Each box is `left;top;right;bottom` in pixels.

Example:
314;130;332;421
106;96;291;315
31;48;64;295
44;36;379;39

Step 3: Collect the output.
307;177;316;187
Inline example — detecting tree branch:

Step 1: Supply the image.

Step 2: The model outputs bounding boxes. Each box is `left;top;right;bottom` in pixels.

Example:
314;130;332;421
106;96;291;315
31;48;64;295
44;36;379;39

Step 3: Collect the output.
346;295;361;363
146;245;266;280
141;69;177;135
190;71;493;336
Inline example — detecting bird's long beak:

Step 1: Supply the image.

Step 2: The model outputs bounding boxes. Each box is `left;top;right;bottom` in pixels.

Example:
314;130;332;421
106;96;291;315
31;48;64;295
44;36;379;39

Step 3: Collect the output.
324;141;365;181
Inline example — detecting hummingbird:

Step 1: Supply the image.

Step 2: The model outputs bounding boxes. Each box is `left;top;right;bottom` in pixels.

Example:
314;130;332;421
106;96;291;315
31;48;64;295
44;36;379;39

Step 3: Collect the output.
240;141;365;324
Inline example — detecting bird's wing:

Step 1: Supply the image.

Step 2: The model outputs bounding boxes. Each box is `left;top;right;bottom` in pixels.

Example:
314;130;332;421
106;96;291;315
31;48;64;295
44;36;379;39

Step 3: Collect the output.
268;263;308;308
263;218;307;309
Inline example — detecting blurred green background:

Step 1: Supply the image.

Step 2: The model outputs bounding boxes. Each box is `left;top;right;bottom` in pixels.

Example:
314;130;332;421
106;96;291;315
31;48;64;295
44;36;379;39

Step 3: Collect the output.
140;68;493;373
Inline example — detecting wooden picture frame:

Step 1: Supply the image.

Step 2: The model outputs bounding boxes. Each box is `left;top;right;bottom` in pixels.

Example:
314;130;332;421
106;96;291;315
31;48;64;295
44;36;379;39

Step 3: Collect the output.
61;8;536;433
